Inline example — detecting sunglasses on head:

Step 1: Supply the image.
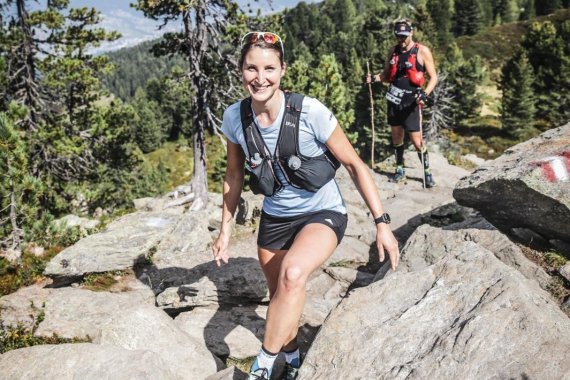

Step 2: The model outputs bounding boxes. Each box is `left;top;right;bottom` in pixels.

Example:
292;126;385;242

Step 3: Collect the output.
240;31;284;56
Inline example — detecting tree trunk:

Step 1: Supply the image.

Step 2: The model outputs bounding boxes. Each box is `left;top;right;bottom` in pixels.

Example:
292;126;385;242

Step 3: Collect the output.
189;124;209;210
185;6;209;211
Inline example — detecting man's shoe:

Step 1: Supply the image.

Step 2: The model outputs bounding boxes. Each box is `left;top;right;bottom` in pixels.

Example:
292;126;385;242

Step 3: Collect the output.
248;367;270;380
392;167;406;183
283;363;299;380
424;172;436;188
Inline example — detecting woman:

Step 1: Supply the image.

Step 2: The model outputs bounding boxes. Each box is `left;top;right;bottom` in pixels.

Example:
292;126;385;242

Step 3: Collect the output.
212;31;400;380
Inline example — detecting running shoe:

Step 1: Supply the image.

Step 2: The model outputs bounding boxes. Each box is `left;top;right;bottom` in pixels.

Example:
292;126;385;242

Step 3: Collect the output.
283;363;299;380
392;167;406;183
248;367;270;380
424;172;436;188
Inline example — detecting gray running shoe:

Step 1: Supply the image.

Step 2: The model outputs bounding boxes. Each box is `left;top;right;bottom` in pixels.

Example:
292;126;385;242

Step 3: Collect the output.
392;167;406;183
248;368;270;380
283;363;299;380
424;172;436;188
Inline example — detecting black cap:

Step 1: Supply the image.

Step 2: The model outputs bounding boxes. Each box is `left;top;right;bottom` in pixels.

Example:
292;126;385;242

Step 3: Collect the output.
394;22;412;36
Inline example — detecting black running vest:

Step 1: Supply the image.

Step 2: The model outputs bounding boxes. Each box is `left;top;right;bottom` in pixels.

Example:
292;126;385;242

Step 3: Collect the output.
240;92;340;196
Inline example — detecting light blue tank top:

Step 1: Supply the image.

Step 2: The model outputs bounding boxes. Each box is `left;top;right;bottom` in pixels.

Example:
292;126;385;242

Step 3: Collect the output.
222;94;346;217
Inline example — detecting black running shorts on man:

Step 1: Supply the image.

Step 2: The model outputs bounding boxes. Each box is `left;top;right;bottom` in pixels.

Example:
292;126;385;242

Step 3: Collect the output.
258;210;348;250
388;102;421;132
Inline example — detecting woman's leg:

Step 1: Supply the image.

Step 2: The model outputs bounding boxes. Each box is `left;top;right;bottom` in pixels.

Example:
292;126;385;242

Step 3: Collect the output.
261;223;338;353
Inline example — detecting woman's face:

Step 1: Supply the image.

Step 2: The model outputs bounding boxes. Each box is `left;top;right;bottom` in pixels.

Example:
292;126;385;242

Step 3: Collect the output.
241;46;285;103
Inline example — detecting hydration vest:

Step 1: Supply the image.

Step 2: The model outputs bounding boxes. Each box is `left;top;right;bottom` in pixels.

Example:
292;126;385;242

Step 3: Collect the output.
387;43;425;87
240;92;340;196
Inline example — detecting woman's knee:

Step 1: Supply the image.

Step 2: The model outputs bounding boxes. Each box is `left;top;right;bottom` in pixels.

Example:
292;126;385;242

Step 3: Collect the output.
280;265;306;292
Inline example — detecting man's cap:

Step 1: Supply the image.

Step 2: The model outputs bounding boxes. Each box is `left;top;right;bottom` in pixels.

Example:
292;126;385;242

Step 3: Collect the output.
394;21;412;36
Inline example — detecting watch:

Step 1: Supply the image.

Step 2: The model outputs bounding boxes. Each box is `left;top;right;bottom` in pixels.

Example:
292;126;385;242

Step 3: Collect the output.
374;213;391;225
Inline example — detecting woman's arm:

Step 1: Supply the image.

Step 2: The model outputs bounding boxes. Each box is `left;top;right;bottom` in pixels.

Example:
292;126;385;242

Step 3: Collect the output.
325;125;400;270
212;141;246;266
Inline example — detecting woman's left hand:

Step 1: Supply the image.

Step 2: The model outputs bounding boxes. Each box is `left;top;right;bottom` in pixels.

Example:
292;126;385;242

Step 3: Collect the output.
376;224;400;271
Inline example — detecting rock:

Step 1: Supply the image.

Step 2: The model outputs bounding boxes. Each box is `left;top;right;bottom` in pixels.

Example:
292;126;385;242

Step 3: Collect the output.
0;343;178;380
175;305;267;358
53;214;100;231
461;153;486;167
300;225;570;380
44;211;183;283
0;286;220;378
25;243;45;257
0;248;22;263
204;366;241;380
454;124;570;254
560;262;570;282
393;221;552;291
132;197;168;211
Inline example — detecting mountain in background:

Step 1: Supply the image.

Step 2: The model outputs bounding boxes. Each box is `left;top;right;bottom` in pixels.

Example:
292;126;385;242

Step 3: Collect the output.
70;0;313;53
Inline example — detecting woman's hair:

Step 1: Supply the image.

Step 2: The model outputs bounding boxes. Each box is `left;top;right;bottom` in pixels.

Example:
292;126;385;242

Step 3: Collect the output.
239;37;284;69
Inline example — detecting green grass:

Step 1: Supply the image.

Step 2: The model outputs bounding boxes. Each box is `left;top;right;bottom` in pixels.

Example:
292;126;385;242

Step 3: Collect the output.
146;139;194;192
146;135;227;194
0;248;62;297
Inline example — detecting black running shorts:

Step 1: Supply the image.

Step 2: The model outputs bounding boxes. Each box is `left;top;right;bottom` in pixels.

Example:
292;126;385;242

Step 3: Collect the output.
387;102;422;132
257;209;348;250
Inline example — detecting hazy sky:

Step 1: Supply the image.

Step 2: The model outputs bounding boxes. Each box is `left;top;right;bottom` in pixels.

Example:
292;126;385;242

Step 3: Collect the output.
67;0;311;52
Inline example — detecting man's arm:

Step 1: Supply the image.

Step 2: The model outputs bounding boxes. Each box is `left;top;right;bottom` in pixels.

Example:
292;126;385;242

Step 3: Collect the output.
420;45;438;95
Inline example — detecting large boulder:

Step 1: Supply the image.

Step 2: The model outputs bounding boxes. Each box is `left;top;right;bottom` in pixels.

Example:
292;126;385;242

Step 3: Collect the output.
454;124;570;253
299;224;570;379
44;210;184;282
0;343;178;380
0;286;220;378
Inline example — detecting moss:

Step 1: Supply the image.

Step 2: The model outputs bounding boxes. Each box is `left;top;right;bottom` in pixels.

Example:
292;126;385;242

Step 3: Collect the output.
0;309;91;354
0;248;61;297
226;356;255;374
81;271;130;292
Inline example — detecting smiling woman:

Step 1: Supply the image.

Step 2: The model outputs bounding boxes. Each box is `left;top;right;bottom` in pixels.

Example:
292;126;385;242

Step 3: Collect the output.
211;31;401;380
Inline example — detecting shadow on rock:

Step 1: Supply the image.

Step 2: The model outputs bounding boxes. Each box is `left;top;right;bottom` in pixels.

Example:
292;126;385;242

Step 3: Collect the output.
133;256;269;370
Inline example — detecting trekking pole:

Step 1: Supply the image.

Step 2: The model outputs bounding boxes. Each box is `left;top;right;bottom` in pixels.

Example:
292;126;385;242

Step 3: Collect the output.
419;102;426;189
366;61;375;168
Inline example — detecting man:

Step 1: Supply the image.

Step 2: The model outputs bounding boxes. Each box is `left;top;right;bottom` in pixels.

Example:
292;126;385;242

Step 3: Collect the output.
367;19;438;187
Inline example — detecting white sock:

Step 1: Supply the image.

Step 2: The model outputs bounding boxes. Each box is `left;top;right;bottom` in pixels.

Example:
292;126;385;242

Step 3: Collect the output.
253;346;278;372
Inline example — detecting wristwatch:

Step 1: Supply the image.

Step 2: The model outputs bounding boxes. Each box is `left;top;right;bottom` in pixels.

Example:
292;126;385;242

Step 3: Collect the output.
374;213;391;225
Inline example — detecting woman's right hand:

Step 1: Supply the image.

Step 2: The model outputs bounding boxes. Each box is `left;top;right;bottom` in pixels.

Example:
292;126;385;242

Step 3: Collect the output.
212;231;230;267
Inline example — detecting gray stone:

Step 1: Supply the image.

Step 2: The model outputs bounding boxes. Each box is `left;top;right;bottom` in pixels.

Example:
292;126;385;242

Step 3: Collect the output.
300;225;570;380
54;214;100;231
0;286;220;378
0;343;178;380
44;211;182;281
560;262;570;282
175;305;267;358
454;123;570;251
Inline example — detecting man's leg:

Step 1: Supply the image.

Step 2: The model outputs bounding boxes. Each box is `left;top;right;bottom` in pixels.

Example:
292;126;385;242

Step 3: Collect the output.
391;125;406;182
409;131;435;188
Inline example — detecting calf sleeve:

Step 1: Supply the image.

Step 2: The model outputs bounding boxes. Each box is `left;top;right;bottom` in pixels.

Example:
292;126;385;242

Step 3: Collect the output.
394;143;405;167
417;146;430;171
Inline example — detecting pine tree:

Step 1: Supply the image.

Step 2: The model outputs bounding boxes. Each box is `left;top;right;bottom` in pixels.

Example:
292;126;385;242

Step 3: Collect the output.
522;21;564;125
520;0;536;20
308;54;356;140
0;113;44;250
442;43;485;124
535;0;561;15
133;0;246;210
453;0;483;36
500;50;536;139
427;0;453;46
